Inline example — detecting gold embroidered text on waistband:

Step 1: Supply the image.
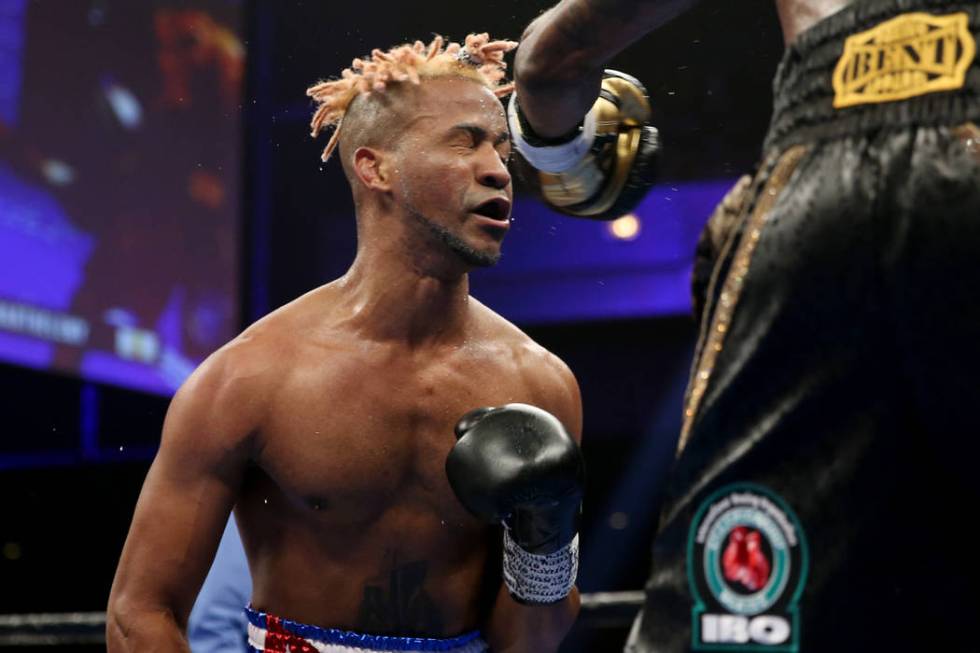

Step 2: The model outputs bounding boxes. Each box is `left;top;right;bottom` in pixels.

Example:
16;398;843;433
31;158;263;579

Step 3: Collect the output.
833;12;976;109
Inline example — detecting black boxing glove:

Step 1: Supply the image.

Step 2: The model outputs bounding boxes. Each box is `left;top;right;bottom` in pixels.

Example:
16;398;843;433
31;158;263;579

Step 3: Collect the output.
447;403;585;604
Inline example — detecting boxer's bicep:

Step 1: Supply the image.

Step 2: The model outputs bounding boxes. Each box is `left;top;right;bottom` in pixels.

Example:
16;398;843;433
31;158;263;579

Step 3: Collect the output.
527;351;583;442
516;0;698;144
108;346;265;642
522;347;582;443
520;0;700;82
549;356;584;445
580;0;702;47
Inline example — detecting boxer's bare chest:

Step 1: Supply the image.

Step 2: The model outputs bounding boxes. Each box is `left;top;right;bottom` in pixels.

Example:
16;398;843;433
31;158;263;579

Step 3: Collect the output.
249;337;538;526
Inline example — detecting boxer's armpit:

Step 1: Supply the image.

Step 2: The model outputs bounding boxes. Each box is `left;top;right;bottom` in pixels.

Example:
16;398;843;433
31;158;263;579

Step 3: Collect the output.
356;556;445;637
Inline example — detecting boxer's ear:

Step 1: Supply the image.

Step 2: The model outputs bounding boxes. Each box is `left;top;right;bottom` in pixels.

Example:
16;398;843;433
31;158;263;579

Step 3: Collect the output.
352;146;393;192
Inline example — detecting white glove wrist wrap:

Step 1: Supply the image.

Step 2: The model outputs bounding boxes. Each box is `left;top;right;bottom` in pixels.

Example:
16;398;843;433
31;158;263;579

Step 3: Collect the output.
502;529;579;605
507;94;597;174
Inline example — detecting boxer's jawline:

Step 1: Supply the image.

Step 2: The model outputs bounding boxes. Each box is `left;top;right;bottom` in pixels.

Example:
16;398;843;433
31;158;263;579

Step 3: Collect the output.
356;554;446;637
407;205;501;268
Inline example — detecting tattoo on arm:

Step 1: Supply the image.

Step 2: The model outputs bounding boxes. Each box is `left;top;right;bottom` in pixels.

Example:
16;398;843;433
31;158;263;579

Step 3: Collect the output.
357;554;445;637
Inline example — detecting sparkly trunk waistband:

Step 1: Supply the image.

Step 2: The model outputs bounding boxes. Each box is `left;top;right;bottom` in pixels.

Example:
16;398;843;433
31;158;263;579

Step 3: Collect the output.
244;606;488;653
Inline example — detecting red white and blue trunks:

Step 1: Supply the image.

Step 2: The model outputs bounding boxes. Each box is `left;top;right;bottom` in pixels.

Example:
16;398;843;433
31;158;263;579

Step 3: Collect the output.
245;606;489;653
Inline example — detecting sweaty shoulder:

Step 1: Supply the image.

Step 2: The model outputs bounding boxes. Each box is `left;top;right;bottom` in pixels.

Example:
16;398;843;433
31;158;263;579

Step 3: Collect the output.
469;299;583;440
165;321;283;453
166;291;323;450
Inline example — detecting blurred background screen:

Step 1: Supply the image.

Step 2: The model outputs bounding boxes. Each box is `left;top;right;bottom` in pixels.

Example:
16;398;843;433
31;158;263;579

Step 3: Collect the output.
0;0;243;396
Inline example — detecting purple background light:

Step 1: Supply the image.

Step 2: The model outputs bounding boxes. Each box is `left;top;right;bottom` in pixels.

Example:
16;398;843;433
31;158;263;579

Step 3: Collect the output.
470;178;734;323
0;2;243;396
0;0;26;126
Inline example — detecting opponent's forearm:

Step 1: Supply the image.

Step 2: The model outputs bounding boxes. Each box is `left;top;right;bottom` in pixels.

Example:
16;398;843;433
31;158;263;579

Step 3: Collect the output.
515;0;698;138
106;603;191;653
486;584;581;653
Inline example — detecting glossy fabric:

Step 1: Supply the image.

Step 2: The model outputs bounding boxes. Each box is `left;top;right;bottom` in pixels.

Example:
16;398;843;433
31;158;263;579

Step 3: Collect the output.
244;607;487;653
628;0;980;650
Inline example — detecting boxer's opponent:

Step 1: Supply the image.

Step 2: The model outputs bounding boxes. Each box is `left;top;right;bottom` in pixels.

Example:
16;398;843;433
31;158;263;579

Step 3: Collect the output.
107;34;585;653
510;1;980;651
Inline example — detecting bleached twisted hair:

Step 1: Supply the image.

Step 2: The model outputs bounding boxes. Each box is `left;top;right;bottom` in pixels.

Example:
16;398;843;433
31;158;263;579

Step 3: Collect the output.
306;33;517;162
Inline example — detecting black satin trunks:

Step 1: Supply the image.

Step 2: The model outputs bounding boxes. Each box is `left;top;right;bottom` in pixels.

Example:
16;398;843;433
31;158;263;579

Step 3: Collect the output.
628;0;980;651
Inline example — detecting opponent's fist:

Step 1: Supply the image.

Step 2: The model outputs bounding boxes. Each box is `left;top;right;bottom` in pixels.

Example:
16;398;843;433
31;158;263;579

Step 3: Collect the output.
446;403;585;555
509;70;660;220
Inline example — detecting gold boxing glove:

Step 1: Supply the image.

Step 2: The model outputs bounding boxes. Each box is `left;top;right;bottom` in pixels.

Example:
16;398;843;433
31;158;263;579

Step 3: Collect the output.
508;70;660;221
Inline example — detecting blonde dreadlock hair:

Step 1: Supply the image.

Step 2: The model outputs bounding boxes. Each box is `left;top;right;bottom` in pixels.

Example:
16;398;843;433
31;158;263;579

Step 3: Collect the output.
306;33;517;163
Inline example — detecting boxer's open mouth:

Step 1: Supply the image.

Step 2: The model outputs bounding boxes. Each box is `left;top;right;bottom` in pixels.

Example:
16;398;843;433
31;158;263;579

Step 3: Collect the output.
471;197;511;223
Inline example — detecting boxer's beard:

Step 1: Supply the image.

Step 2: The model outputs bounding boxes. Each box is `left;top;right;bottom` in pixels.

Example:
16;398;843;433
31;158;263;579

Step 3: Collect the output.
407;207;501;268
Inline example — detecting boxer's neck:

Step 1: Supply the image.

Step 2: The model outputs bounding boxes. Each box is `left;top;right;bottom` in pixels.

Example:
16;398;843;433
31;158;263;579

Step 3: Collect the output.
340;242;472;346
775;0;853;45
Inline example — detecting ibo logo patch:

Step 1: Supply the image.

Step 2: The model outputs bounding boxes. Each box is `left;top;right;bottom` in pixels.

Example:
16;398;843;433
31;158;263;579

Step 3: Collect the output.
688;484;809;651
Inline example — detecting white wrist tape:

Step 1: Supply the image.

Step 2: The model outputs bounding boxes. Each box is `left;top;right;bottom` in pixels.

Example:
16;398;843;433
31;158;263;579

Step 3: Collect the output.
507;94;597;174
502;529;579;604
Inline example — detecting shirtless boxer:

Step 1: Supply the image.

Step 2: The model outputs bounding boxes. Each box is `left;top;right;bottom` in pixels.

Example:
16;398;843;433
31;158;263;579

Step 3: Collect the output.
107;34;584;653
511;1;980;651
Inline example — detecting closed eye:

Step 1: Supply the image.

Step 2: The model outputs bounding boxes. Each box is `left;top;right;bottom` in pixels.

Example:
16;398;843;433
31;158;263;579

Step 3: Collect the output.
450;125;486;148
451;124;509;150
